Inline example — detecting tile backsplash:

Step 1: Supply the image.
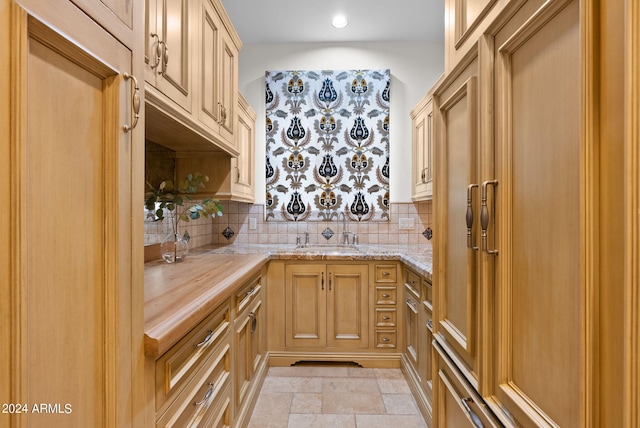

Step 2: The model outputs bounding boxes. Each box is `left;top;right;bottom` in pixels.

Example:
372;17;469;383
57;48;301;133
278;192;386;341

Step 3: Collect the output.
145;201;432;248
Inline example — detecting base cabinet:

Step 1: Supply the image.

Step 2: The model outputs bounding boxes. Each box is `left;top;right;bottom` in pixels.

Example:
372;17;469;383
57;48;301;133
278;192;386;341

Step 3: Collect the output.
147;274;266;428
285;263;369;350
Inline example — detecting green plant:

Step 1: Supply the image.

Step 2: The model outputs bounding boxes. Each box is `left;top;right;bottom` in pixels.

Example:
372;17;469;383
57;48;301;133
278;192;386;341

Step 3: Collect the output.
144;171;224;236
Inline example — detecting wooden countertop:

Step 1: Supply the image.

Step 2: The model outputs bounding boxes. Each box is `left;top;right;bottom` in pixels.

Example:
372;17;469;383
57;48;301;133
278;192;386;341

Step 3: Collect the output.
144;252;269;357
144;243;432;358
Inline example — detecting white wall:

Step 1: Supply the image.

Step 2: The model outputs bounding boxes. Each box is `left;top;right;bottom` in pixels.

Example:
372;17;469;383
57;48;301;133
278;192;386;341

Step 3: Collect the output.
237;41;444;203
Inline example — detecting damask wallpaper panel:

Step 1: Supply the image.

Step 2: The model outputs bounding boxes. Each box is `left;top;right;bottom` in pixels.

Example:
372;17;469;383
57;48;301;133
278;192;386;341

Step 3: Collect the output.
265;69;391;222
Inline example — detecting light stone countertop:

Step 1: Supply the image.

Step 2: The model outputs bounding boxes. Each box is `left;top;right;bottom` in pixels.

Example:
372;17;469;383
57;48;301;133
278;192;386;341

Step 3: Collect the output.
144;242;432;357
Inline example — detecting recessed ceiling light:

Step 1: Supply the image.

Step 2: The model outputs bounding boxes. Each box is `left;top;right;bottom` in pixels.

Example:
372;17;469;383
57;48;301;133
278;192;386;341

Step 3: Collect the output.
332;15;348;29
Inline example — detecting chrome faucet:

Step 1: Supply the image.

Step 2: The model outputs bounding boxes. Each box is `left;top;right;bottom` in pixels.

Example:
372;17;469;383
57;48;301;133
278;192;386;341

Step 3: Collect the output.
339;211;350;245
304;231;309;245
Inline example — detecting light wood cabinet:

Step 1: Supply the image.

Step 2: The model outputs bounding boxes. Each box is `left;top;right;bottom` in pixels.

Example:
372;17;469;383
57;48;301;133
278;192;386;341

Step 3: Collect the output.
432;49;481;389
144;0;241;155
145;0;191;112
433;0;628;426
411;88;436;201
147;273;266;427
434;342;500;428
234;276;264;413
196;0;238;148
1;0;145;426
175;92;256;202
285;263;369;350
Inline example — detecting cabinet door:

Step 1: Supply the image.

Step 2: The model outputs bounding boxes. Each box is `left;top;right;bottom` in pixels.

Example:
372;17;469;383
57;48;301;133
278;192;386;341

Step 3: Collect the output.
198;0;222;132
235;299;262;409
412;96;434;200
285;264;327;348
434;56;480;384
404;289;420;370
327;264;369;349
231;94;256;202
488;1;582;426
150;0;191;111
7;1;140;426
217;29;238;145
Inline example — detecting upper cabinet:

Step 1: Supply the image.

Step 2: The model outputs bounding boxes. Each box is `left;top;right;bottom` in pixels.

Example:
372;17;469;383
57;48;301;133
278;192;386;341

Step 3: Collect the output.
197;0;238;149
444;0;510;72
411;75;443;201
144;0;242;155
145;0;192;112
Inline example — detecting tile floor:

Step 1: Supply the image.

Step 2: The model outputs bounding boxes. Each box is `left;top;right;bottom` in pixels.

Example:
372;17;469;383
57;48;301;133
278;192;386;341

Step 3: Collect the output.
247;363;427;428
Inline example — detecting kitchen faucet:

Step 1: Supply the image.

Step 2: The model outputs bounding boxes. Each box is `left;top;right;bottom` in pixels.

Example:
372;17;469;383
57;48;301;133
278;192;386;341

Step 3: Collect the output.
338;211;357;245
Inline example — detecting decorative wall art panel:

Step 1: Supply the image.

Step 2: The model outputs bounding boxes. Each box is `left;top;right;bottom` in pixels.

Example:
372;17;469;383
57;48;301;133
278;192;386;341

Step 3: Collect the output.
265;69;391;222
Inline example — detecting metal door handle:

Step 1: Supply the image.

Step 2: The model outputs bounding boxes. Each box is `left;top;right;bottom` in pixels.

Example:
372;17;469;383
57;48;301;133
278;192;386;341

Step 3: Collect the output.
321;272;324;290
195;382;215;406
123;73;140;132
249;312;257;335
461;397;484;428
194;329;214;348
466;184;479;250
480;180;498;255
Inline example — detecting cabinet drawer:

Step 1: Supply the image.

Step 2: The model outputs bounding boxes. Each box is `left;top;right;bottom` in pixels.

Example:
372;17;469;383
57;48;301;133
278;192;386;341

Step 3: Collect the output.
375;308;397;327
155;302;231;411
422;278;433;311
375;330;397;348
236;274;262;315
374;263;398;283
434;342;501;428
375;286;397;305
405;269;421;298
157;342;232;427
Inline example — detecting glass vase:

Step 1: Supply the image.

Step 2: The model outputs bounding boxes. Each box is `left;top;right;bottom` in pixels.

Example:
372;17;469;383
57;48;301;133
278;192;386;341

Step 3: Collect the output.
160;232;189;263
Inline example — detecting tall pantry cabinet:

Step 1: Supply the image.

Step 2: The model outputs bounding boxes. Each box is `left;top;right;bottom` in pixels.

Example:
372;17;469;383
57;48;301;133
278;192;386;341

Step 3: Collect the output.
0;0;145;426
432;0;628;426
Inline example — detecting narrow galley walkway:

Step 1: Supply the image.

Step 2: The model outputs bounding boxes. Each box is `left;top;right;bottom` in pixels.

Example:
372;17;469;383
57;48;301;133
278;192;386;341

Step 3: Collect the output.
247;362;427;428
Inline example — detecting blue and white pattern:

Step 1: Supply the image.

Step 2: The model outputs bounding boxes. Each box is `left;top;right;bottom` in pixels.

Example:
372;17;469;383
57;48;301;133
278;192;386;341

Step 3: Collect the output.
265;69;391;222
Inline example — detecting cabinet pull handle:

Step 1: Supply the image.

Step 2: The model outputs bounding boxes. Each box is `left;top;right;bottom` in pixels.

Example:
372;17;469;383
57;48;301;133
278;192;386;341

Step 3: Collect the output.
427;319;433;330
218;102;227;125
421;168;426;183
194;329;214;348
249;311;257;335
246;286;258;297
382;316;391;321
466;184;479;250
195;382;215;406
382;294;390;298
329;272;332;291
123;73;140;133
149;33;161;69
382;271;390;277
236;166;241;183
321;272;324;290
382;337;390;342
480;180;499;256
162;42;169;73
461;397;484;428
406;299;418;313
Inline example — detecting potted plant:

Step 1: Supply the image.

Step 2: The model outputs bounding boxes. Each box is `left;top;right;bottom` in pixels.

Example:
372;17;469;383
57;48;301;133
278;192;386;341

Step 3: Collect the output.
145;172;224;263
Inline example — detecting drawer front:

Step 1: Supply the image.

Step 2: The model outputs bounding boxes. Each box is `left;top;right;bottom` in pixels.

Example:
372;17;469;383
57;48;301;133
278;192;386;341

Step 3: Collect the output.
375;308;397;327
374;263;398;283
375;286;397;305
404;269;421;298
422;278;433;311
156;301;231;411
434;343;501;428
375;330;397;348
236;274;262;315
202;386;231;428
157;343;232;427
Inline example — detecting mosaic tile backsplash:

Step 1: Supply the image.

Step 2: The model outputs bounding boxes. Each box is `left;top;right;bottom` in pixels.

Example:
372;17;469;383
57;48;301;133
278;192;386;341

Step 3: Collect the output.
145;201;432;248
265;69;391;222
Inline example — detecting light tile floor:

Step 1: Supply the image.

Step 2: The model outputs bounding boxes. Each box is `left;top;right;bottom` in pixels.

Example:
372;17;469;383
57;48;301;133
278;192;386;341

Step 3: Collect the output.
247;363;427;428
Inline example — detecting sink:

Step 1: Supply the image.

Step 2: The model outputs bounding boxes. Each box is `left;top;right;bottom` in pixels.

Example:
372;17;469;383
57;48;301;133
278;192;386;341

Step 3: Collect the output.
289;244;361;252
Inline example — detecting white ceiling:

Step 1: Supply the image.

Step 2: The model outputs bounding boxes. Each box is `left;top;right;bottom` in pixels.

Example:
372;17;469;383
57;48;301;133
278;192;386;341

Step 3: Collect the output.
219;0;446;45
